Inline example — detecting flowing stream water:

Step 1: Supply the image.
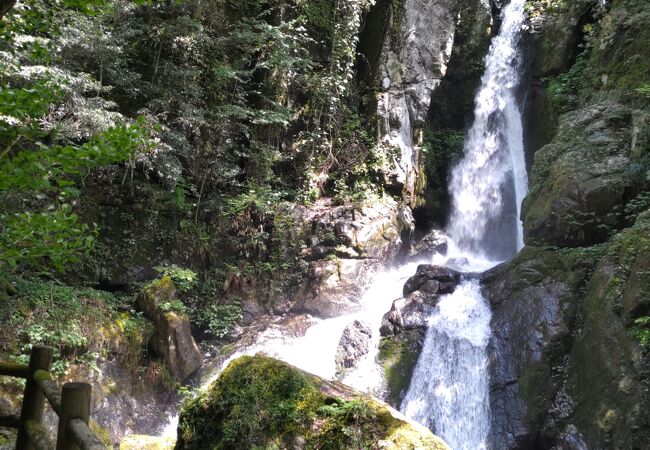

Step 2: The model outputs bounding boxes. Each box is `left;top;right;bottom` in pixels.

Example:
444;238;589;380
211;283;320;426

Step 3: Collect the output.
162;1;528;447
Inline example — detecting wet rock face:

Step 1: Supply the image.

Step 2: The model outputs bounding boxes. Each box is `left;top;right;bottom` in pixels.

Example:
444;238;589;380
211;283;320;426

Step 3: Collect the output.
335;320;372;373
136;277;202;381
482;215;650;450
294;199;405;318
481;248;575;449
379;264;462;407
375;0;492;194
522;102;637;247
402;228;449;263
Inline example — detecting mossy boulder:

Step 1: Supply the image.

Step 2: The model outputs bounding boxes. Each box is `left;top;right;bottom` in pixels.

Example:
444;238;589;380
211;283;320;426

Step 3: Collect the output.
136;277;202;381
175;355;449;450
120;435;175;450
561;211;650;448
378;329;424;408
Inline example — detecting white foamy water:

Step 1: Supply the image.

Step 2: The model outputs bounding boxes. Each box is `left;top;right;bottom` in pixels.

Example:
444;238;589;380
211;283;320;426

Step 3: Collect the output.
447;0;528;259
401;279;492;450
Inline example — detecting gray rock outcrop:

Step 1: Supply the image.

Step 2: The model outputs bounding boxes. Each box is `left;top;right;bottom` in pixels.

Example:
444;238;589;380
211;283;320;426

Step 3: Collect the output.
335;320;372;373
136;277;202;381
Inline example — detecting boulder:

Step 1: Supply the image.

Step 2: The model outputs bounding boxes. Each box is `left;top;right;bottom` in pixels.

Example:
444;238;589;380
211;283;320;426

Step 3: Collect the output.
380;291;440;337
405;228;449;262
335;320;372;373
378;263;461;408
402;264;460;297
175;355;450;450
522;103;636;247
136;277;202;381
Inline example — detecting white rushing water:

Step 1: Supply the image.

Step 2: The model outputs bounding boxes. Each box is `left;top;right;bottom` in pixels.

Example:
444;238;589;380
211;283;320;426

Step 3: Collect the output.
400;1;529;449
447;0;528;259
401;279;492;450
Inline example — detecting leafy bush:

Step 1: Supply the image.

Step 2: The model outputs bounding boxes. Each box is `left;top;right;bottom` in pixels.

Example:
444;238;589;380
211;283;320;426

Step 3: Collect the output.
201;303;242;339
155;265;198;293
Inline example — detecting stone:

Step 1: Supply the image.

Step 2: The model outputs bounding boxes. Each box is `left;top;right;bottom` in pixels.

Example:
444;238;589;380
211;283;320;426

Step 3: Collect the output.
406;228;448;262
136;277;202;381
175;355;450;450
481;215;650;449
481;247;575;449
294;199;405;318
335;320;372;372
402;264;460;297
150;311;203;381
380;291;439;337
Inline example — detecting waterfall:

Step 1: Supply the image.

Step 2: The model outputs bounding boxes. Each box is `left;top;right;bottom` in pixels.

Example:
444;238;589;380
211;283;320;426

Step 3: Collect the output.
447;0;528;260
160;1;529;446
401;280;491;449
400;1;528;448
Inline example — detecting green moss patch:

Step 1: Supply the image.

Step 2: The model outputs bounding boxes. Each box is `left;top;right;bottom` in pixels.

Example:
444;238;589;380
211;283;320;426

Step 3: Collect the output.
176;355;448;450
378;331;422;408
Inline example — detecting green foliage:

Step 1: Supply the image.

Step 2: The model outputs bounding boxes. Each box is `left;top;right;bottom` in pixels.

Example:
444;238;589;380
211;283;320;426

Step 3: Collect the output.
155;265;197;293
201;303;242;339
421;128;465;188
158;299;188;315
0;0;156;274
547;50;590;114
0;119;153;272
0;276;138;376
176;356;396;450
624;191;650;223
629;316;650;348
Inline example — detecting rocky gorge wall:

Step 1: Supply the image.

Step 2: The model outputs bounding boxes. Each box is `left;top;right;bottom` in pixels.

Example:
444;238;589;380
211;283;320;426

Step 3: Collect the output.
483;0;650;448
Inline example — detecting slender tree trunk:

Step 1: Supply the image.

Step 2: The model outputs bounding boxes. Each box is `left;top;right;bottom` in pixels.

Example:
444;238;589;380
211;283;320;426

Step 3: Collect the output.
0;0;16;20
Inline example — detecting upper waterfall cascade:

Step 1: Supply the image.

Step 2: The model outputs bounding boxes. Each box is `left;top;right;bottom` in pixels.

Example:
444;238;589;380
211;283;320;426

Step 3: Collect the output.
447;0;528;260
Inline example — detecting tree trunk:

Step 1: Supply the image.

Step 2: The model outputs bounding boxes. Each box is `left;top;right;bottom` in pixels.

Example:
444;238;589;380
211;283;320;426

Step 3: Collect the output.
0;0;16;20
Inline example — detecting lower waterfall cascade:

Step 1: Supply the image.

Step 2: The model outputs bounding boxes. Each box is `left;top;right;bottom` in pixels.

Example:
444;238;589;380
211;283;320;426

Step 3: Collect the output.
163;0;530;447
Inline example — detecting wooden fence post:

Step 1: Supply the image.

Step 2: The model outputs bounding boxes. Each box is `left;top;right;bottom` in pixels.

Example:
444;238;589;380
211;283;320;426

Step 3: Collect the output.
56;382;91;450
15;345;53;450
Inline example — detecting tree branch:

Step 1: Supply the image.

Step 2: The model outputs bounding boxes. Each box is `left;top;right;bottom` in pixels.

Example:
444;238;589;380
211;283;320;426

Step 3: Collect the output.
0;0;17;20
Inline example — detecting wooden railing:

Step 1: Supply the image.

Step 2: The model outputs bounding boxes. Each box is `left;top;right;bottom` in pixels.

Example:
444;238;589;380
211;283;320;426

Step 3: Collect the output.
0;345;106;450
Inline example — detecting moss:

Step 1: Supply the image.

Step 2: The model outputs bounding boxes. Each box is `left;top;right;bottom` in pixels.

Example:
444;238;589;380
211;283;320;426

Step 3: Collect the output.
175;355;448;450
378;331;422;408
120;435;175;450
561;212;650;446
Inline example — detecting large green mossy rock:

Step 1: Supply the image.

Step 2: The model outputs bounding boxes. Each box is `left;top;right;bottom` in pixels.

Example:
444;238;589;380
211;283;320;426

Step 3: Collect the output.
175;355;449;450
